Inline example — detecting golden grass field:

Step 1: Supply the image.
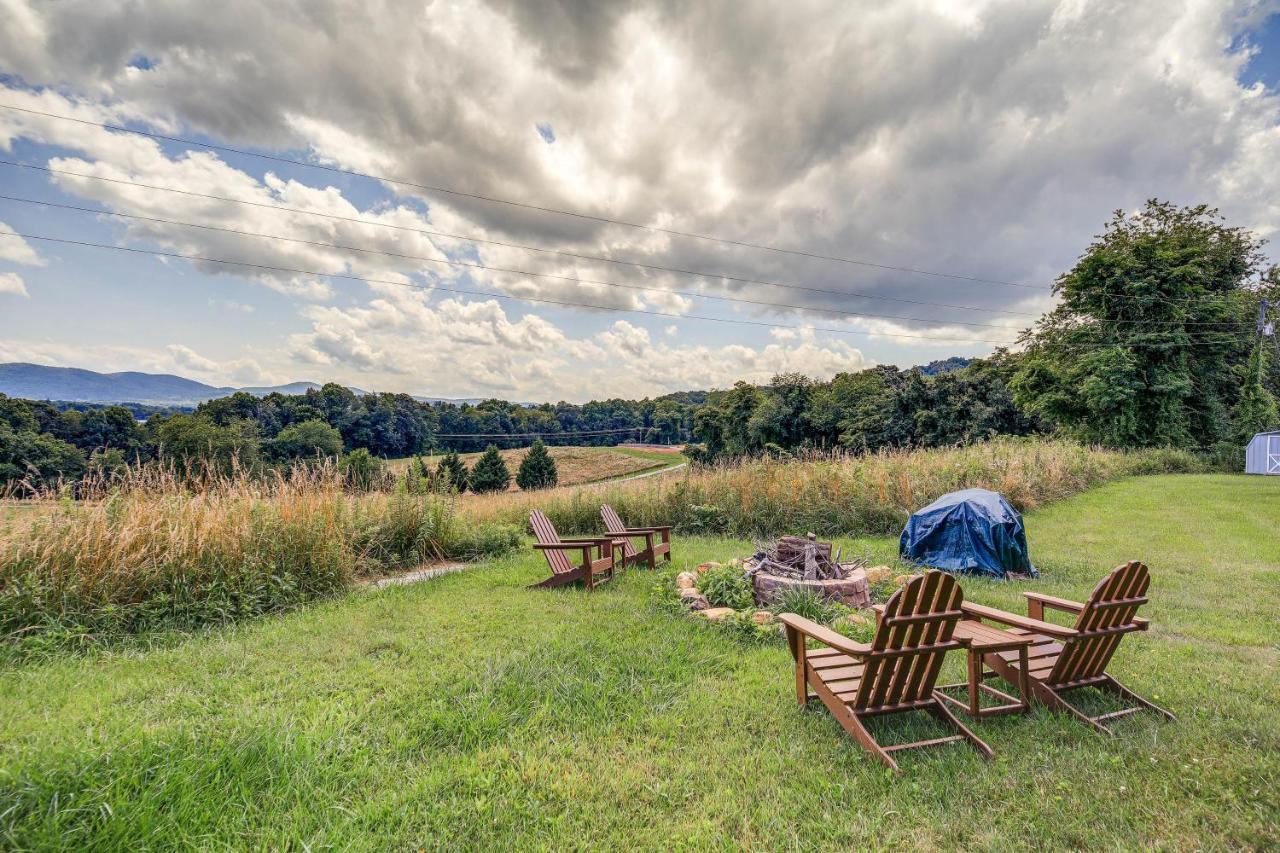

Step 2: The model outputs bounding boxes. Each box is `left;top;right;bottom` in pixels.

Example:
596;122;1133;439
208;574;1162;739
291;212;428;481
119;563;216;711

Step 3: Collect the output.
389;444;682;491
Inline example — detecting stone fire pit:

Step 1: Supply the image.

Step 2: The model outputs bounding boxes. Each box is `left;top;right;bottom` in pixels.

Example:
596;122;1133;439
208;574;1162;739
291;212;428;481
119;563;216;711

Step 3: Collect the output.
746;534;871;609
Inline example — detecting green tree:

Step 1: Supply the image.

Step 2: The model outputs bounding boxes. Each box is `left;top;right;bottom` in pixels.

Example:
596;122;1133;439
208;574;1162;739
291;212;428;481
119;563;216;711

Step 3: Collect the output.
1012;201;1262;448
0;423;86;485
340;448;385;491
265;419;344;461
468;445;511;493
1234;338;1279;442
515;439;558;490
435;451;469;493
154;414;260;474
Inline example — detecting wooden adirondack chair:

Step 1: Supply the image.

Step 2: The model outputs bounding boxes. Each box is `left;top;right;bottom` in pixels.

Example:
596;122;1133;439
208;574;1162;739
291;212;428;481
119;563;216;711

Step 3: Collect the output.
528;509;617;591
600;504;672;569
962;560;1175;735
780;571;993;773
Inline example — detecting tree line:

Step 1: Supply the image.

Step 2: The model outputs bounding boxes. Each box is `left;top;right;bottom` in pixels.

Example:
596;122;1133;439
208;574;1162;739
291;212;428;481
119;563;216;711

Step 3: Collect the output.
2;200;1276;489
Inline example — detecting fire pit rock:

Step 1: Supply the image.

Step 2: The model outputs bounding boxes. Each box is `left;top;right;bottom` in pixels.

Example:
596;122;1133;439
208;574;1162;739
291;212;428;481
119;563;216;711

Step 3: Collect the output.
746;534;872;609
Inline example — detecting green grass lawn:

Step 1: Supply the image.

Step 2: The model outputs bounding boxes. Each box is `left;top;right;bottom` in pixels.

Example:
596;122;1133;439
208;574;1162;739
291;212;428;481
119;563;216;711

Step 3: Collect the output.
1;474;1277;849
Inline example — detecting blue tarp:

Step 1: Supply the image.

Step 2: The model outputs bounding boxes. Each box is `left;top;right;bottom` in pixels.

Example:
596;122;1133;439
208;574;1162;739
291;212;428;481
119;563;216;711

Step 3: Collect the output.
898;488;1036;578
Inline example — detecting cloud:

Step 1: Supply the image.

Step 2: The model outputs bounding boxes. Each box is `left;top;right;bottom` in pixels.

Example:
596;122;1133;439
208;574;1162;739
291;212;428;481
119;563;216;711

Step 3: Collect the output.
0;0;1277;399
0;272;29;297
165;343;219;373
0;221;45;266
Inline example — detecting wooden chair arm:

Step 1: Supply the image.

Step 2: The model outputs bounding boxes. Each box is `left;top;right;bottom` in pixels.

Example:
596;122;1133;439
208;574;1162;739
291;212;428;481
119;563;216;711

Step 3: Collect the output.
616;526;668;534
962;601;1079;639
1023;591;1085;615
533;540;607;551
778;613;872;657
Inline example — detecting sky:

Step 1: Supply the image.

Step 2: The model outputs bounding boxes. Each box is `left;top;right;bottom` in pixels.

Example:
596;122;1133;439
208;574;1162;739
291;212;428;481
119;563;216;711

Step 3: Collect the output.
0;0;1279;403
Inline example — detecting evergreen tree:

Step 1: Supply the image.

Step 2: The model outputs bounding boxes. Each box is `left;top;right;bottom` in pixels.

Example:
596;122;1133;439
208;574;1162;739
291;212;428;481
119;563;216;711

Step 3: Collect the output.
468;445;511;493
1234;338;1279;442
435;450;469;493
515;439;558;490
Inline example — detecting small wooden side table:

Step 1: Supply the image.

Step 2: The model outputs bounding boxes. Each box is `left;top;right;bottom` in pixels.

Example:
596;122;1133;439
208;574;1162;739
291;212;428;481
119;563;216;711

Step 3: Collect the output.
938;619;1032;718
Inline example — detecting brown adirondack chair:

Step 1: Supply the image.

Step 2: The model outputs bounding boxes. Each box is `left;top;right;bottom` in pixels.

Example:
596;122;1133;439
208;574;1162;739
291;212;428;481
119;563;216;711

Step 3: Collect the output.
780;571;993;773
962;560;1175;735
600;504;672;569
528;509;617;591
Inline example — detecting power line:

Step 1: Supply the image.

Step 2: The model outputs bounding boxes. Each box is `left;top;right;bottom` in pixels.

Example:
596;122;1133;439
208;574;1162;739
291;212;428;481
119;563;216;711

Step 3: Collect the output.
0;229;1025;345
0;102;1043;290
0;159;1050;320
0;193;1033;331
0;156;1249;315
432;427;641;437
0;190;1250;331
0;230;1255;349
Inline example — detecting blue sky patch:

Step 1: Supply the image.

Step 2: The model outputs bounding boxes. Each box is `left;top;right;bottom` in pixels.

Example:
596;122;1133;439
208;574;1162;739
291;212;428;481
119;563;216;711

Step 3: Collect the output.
1237;13;1280;90
127;55;156;71
535;122;555;144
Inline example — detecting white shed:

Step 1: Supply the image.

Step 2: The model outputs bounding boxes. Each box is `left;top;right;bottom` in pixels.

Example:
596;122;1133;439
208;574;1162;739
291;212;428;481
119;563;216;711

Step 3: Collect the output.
1245;430;1280;475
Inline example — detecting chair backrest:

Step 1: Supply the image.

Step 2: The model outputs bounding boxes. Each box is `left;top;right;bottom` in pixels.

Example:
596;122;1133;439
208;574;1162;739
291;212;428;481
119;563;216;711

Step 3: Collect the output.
852;571;964;711
1048;560;1150;685
600;504;636;558
530;509;572;575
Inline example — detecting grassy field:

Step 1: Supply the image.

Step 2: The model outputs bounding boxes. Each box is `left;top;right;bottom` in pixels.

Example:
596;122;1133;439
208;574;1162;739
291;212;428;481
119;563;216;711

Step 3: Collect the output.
0;473;1276;848
388;444;683;490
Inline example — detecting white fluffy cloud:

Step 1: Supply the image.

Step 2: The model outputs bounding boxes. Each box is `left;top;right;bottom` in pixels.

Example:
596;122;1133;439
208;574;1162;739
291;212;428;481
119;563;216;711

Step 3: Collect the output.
0;272;29;297
0;0;1277;399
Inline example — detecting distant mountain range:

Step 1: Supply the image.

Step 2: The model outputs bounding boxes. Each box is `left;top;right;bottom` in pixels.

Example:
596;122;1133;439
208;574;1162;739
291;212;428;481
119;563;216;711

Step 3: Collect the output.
0;363;483;407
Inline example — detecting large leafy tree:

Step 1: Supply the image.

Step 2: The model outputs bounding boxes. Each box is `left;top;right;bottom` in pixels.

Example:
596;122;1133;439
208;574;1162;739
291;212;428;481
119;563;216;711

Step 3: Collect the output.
1012;201;1264;448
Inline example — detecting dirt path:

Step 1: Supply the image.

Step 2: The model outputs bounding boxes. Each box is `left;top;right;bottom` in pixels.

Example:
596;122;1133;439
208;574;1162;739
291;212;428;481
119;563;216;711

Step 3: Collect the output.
362;563;468;589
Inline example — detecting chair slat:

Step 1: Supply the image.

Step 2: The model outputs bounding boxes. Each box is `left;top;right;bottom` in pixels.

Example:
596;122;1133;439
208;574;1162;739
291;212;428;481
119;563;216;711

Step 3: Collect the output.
529;510;573;575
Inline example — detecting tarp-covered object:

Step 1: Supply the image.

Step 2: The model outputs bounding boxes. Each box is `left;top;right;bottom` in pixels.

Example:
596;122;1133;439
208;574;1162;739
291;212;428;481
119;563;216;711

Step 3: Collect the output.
899;488;1036;578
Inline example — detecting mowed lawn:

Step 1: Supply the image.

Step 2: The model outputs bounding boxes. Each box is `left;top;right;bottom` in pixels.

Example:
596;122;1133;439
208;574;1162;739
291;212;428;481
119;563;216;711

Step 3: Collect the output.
388;444;682;489
1;475;1277;849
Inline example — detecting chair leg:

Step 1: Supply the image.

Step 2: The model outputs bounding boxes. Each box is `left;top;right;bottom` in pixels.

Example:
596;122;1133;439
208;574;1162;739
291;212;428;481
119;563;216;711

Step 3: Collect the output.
838;708;901;774
928;696;994;760
1100;675;1177;722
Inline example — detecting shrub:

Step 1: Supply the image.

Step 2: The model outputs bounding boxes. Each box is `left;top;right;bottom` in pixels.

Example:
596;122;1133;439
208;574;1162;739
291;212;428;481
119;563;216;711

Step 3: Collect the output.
436;451;469;493
341;448;385;491
516;439;558;490
468;445;511;493
699;563;754;609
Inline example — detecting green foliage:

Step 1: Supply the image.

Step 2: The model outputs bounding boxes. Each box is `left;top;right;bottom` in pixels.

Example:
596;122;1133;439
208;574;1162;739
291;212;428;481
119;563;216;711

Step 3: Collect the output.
698;563;754;609
435;451;469;493
1233;339;1279;443
468;445;511;494
769;586;842;624
1012;201;1264;449
0;423;86;486
155;414;260;475
341;448;385;491
265;419;344;461
515;439;558;490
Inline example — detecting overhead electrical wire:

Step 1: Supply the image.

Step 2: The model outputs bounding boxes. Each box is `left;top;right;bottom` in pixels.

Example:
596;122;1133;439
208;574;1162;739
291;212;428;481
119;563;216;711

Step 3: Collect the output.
0;193;1032;331
0;156;1248;315
0;158;1045;319
0;189;1251;330
0;230;1256;349
0;102;1044;290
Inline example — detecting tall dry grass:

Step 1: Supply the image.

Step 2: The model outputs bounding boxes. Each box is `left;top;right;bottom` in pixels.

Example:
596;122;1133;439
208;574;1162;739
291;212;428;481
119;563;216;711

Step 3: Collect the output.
459;438;1208;538
0;462;518;643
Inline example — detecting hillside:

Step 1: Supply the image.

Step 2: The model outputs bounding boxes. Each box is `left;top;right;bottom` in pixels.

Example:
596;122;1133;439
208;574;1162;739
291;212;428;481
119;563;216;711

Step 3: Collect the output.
0;363;483;406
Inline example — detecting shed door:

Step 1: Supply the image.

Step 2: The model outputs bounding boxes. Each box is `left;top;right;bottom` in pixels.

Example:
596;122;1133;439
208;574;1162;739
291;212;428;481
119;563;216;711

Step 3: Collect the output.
1270;435;1280;475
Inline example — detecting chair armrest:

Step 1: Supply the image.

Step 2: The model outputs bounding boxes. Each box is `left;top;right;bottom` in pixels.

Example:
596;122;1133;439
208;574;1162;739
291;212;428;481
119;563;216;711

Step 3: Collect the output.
533;540;606;551
616;526;667;534
778;614;872;657
1023;591;1085;615
962;602;1079;639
